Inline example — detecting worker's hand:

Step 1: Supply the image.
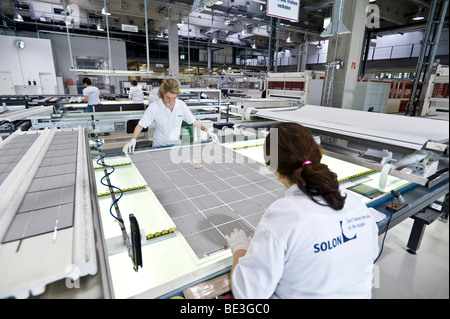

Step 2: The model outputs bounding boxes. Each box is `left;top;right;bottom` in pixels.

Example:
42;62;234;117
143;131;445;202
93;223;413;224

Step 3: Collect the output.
123;138;136;154
206;129;219;143
225;228;251;254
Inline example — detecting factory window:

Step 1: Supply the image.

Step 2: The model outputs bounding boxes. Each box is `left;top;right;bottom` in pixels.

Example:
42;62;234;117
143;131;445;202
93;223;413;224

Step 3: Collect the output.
15;2;30;11
268;81;284;90
53;8;65;15
402;82;412;99
402;82;423;99
284;81;305;91
432;83;449;98
395;81;404;99
73;56;111;94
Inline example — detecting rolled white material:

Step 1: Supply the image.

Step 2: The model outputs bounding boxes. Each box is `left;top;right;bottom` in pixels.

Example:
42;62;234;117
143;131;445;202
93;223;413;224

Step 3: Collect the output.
244;107;256;121
256;105;449;150
73;126;97;277
379;163;393;190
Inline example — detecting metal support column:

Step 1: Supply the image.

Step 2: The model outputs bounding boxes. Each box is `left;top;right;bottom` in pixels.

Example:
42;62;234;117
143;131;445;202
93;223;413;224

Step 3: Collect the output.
144;0;150;73
359;28;372;79
62;0;74;70
406;0;448;116
103;0;112;70
267;17;276;72
297;35;309;72
416;0;449;116
274;18;280;72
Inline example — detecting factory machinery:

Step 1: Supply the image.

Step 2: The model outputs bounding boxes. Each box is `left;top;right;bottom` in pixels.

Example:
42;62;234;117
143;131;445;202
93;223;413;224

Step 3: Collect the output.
30;88;222;132
359;64;449;116
1;88;223;136
1;73;326;134
0;95;58;133
421;64;449;117
226;71;324;119
0;101;448;298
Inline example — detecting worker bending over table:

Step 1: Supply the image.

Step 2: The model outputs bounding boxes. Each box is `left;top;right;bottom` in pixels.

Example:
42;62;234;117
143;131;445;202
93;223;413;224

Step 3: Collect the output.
226;122;379;299
124;78;218;152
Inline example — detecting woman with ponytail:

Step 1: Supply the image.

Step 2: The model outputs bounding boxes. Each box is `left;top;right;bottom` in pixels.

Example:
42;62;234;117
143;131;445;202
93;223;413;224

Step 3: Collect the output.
226;122;379;299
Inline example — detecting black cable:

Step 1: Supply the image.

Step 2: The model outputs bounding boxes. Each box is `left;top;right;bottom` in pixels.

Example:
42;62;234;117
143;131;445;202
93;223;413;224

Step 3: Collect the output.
374;191;395;263
91;119;123;222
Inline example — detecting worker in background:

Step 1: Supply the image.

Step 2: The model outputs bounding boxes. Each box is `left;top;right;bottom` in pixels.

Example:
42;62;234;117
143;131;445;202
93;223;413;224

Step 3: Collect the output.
201;84;215;99
226;122;379;299
128;80;144;104
123;78;218;152
82;77;101;112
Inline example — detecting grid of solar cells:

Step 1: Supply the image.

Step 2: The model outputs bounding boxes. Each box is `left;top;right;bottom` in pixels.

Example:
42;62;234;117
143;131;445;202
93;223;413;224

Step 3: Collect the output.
130;144;285;259
2;130;79;244
0;133;40;185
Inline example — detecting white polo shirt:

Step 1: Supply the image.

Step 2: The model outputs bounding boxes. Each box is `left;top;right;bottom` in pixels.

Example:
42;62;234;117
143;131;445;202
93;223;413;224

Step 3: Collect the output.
82;86;101;105
138;98;196;148
129;86;144;103
232;184;379;299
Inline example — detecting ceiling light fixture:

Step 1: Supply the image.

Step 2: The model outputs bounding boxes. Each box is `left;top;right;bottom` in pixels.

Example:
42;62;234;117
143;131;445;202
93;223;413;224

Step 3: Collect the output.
72;69;154;76
412;7;425;21
212;36;217;43
101;6;111;16
241;23;248;35
323;17;331;29
317;41;322;49
13;13;24;22
286;33;292;43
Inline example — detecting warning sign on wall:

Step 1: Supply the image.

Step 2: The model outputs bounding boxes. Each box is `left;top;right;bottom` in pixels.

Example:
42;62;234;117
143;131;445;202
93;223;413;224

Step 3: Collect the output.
267;0;300;22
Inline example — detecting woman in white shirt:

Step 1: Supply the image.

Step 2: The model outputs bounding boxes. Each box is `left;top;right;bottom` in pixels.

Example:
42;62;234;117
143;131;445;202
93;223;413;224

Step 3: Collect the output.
123;78;218;151
128;80;144;104
226;122;379;299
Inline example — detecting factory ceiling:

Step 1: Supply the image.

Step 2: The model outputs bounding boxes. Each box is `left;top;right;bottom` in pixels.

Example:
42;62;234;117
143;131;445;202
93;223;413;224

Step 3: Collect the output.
0;0;447;55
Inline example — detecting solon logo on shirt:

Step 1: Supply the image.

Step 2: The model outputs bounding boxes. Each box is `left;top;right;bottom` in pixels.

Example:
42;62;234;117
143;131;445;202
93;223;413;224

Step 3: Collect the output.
313;220;357;253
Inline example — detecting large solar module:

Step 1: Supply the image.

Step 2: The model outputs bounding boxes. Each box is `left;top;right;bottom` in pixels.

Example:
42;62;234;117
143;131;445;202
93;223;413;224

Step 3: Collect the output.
130;144;285;259
0;133;39;185
0;128;98;299
2;131;78;243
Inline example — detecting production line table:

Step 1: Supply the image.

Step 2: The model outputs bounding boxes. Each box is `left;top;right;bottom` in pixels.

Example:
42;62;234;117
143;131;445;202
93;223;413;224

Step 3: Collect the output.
0;131;446;299
92;139;416;299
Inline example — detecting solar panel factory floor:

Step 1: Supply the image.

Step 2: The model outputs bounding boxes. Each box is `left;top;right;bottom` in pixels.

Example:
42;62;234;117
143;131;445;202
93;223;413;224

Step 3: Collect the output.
129;143;284;260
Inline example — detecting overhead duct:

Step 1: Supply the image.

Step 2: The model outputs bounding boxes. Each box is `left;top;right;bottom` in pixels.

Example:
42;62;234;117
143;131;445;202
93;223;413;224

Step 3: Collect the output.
192;0;223;13
320;0;351;37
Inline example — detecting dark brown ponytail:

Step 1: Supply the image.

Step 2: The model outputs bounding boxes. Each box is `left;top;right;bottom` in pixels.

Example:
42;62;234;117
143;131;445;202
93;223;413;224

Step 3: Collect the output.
264;122;346;210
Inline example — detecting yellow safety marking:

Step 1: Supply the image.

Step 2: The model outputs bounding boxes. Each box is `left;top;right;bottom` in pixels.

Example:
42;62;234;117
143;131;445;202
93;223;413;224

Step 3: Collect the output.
232;144;264;150
94;162;132;170
146;228;175;240
97;185;146;197
338;170;375;183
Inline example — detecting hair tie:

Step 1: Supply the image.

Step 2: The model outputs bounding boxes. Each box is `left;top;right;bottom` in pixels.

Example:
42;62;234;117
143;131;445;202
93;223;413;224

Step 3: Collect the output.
302;160;312;167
